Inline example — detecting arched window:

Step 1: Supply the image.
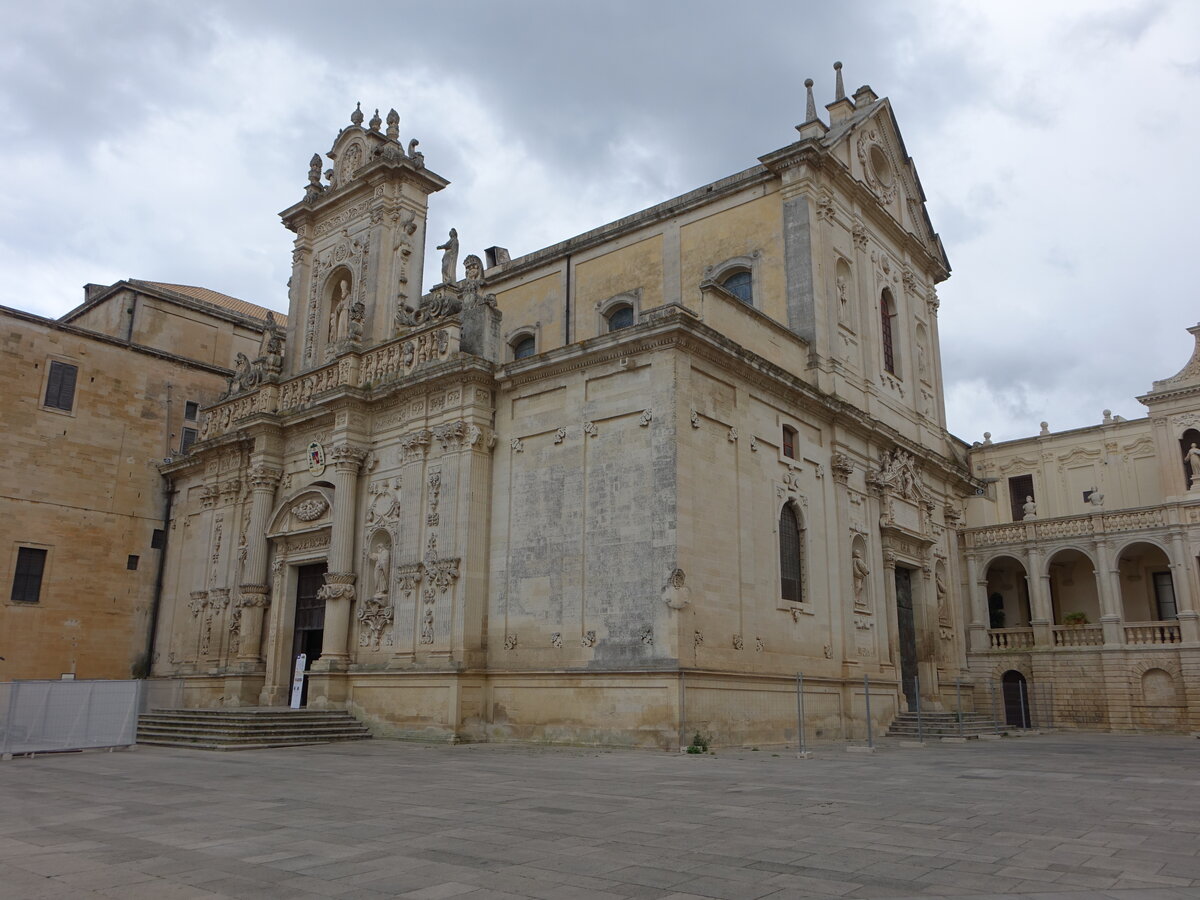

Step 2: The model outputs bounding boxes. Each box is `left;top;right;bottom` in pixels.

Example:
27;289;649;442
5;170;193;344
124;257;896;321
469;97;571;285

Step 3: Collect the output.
880;288;898;375
779;504;804;604
721;270;752;305
782;425;797;459
606;304;635;332
511;335;536;360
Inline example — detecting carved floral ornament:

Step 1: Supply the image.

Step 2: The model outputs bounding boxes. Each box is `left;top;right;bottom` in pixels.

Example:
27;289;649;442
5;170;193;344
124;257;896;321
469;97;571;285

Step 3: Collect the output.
292;497;329;522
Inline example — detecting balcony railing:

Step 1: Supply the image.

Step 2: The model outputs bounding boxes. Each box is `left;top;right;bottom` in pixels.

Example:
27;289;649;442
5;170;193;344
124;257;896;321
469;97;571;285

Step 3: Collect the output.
1052;624;1104;647
963;506;1170;550
1124;621;1182;645
988;627;1035;650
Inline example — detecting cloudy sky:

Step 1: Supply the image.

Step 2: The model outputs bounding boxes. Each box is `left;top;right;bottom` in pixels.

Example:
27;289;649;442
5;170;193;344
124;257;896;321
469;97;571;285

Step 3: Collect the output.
3;0;1196;444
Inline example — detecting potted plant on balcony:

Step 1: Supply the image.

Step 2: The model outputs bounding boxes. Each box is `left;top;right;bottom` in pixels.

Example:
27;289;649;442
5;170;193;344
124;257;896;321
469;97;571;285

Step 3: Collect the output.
1062;611;1089;626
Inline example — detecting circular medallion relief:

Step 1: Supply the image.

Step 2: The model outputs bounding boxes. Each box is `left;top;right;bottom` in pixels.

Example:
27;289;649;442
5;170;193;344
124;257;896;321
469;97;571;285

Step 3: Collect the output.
308;441;327;476
868;144;895;189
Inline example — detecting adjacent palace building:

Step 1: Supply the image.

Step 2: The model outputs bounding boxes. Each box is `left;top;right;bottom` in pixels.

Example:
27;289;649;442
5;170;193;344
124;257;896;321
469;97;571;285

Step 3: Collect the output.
5;73;1197;744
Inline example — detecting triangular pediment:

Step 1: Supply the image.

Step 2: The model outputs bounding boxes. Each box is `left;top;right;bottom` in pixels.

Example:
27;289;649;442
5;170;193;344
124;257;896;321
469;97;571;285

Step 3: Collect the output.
822;99;949;274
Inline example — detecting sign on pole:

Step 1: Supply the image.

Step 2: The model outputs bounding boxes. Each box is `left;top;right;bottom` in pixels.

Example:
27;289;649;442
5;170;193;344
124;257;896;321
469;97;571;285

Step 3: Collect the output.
289;654;306;709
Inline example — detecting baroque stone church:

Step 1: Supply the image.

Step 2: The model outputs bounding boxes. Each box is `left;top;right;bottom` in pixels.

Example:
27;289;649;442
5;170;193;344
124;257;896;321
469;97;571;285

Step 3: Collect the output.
147;71;1009;746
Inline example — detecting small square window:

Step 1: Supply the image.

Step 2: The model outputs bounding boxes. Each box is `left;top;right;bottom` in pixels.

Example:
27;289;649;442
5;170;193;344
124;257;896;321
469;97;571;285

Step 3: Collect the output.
180;427;199;454
151;529;165;550
11;547;47;603
44;361;78;412
127;555;140;571
184;401;200;421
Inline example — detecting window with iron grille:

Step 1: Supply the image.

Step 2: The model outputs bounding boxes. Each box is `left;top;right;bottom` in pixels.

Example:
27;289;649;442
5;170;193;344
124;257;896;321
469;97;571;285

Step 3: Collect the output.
180;427;198;454
184;400;199;420
779;505;804;604
44;361;78;411
880;291;896;375
11;547;47;604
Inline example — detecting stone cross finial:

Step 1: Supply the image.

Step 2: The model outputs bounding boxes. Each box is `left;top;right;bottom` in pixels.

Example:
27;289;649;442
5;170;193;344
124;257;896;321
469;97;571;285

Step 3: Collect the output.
368;108;382;131
386;108;400;140
834;61;845;101
804;78;817;122
350;102;364;126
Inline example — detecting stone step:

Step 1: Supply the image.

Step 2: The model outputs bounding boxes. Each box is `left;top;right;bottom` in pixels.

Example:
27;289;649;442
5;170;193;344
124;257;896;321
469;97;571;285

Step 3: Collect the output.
137;708;371;751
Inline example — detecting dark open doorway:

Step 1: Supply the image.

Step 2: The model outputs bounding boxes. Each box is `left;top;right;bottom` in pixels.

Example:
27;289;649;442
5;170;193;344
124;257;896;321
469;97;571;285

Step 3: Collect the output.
1002;669;1031;728
291;563;327;707
895;566;918;710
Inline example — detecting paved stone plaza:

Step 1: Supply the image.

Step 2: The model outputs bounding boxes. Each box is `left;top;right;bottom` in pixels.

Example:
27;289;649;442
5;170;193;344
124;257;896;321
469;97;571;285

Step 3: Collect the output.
1;733;1198;899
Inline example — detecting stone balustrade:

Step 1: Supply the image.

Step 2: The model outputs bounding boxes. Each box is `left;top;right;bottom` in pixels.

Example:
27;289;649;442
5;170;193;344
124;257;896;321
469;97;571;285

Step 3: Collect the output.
963;506;1169;550
197;320;462;442
988;627;1035;650
1123;621;1182;645
1052;624;1104;647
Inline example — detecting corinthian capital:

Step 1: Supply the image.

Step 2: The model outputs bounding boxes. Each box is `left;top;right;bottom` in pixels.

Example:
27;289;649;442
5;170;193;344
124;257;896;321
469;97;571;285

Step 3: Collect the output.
247;464;283;491
330;443;369;472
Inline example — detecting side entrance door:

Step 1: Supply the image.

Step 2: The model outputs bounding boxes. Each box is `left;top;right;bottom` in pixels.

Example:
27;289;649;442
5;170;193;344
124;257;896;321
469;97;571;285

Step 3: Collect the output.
291;563;327;707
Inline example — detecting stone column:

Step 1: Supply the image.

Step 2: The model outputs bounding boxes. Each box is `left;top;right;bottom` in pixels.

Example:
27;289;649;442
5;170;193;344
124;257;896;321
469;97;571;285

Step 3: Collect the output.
1026;546;1053;646
880;550;898;667
235;465;281;667
1169;531;1200;642
965;554;990;652
314;443;367;670
1093;539;1124;648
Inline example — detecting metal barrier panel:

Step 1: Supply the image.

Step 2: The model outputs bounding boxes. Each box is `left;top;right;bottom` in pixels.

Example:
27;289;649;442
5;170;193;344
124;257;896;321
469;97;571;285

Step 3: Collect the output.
0;680;142;755
139;678;184;713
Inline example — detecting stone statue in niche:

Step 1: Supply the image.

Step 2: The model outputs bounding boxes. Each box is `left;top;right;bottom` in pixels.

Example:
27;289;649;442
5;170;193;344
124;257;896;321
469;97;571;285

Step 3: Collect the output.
836;274;848;320
1022;496;1038;520
370;543;390;600
851;545;870;603
329;278;352;343
437;228;459;285
1187;443;1200;487
935;568;949;625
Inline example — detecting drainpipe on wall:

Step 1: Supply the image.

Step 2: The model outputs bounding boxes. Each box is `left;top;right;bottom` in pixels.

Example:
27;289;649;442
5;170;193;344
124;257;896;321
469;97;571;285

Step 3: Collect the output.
141;477;174;679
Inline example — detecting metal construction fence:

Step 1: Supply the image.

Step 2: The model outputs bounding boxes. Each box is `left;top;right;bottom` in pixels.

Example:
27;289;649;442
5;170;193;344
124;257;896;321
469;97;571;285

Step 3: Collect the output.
678;672;1051;752
0;680;142;757
139;677;185;713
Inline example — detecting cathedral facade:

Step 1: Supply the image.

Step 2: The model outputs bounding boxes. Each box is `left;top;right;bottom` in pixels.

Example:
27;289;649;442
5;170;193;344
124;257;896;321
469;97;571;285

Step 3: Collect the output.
150;81;977;747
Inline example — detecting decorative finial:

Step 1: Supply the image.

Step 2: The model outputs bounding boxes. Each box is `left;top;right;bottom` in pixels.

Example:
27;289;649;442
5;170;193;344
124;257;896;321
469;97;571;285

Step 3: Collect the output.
1039;421;1050;436
350;102;364;126
833;61;845;101
307;153;322;185
368;108;382;131
804;78;817;122
386;108;400;140
982;432;992;446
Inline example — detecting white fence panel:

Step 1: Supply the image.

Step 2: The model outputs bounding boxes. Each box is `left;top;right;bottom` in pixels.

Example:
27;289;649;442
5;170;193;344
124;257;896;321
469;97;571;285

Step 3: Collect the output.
0;680;142;755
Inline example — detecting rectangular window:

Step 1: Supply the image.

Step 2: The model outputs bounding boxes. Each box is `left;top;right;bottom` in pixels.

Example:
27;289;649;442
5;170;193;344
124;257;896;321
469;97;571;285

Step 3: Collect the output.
11;547;47;603
1008;475;1034;522
1153;571;1178;621
782;426;796;459
151;529;165;550
184;401;199;420
180;427;198;454
127;555;140;571
43;361;78;411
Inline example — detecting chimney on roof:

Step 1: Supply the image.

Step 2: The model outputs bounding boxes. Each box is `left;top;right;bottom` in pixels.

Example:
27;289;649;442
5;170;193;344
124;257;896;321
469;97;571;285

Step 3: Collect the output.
485;246;511;268
796;78;829;140
84;283;108;302
825;61;857;125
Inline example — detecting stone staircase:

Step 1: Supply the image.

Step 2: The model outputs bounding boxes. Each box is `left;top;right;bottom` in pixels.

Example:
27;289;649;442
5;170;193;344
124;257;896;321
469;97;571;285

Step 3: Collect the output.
886;711;1007;740
137;708;372;751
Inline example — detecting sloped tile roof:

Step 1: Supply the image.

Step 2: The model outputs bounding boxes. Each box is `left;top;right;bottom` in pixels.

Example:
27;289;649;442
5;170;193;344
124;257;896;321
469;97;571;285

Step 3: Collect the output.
137;280;288;326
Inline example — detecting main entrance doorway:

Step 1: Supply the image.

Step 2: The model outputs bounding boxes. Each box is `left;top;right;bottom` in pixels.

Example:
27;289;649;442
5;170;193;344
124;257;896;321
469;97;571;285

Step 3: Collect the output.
291;563;327;707
895;567;918;710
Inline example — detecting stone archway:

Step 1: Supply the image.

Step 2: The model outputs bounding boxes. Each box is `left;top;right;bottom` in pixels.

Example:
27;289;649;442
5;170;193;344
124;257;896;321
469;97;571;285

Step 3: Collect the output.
1001;669;1031;728
1116;541;1177;624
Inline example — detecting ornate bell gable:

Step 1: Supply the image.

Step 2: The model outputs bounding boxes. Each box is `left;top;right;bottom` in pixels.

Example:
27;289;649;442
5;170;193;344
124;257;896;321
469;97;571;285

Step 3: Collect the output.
280;104;450;376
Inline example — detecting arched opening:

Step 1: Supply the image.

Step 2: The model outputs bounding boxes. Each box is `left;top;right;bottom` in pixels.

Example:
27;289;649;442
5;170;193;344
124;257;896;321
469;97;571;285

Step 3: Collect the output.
779;502;804;605
1117;541;1176;623
1047;548;1101;645
984;555;1030;632
605;304;635;332
880;288;899;376
511;334;536;360
720;270;752;305
1001;670;1031;728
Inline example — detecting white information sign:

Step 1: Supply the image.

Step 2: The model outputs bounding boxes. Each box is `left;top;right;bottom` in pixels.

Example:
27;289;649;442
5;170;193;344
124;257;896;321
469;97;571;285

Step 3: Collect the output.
290;653;307;709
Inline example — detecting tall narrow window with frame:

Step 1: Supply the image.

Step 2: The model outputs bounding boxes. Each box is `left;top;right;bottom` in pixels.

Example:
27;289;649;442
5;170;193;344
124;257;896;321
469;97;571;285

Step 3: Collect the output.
779;504;804;604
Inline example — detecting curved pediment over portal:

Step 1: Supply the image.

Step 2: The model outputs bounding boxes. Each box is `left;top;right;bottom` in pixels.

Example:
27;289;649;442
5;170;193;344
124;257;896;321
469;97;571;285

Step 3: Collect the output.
267;485;335;538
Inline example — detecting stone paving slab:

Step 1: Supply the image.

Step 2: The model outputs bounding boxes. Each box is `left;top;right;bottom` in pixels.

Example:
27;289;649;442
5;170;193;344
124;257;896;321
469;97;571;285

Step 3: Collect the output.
0;734;1198;898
